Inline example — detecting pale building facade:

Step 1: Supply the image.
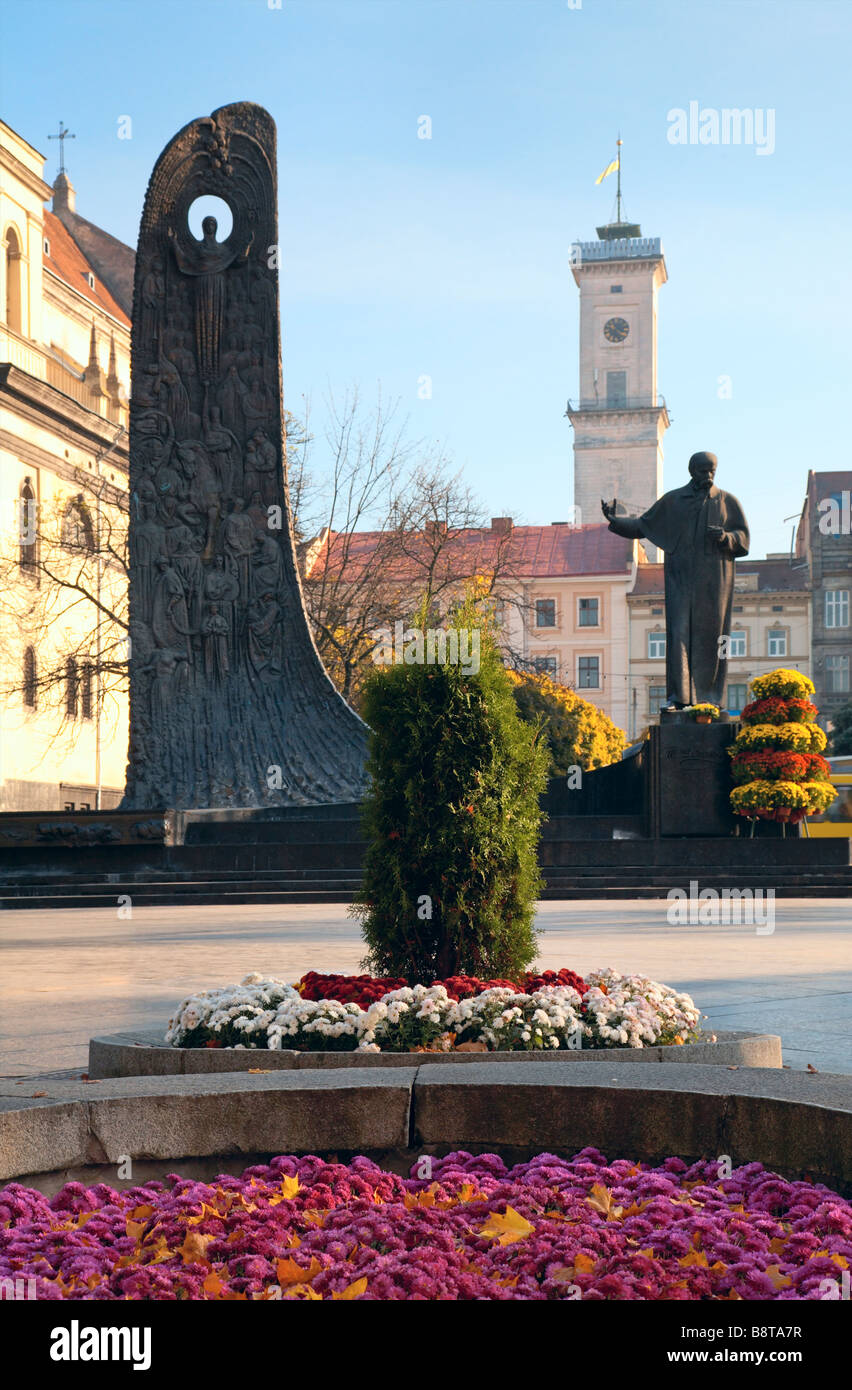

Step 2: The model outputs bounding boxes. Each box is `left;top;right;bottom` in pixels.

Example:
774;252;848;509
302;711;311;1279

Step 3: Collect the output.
0;119;132;810
567;217;669;536
626;559;811;739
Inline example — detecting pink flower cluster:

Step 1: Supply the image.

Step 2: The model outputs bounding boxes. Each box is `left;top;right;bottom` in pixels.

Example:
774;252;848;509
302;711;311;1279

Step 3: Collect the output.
1;1149;849;1300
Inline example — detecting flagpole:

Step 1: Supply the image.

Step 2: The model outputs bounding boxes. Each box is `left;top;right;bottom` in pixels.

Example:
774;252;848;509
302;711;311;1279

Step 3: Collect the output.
616;135;623;223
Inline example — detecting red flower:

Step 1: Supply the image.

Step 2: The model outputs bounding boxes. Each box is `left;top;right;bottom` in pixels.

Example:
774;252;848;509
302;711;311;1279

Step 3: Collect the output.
730;749;807;785
741;696;818;726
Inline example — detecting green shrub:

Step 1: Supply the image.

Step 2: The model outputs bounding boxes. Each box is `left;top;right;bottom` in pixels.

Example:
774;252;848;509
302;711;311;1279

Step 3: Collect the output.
352;596;549;980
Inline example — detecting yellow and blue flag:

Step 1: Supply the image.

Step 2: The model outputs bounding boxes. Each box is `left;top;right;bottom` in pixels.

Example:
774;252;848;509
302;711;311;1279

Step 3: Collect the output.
595;157;619;185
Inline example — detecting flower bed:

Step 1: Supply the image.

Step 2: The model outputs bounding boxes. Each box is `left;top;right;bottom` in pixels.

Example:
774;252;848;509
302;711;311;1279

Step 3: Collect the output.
165;969;701;1053
2;1149;849;1300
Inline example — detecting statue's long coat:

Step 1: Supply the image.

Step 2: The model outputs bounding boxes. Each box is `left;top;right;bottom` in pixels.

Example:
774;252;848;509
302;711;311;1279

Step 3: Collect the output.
611;482;750;706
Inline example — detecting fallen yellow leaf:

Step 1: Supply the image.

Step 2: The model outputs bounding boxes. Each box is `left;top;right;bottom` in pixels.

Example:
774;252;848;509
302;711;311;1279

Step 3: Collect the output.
179;1230;215;1266
479;1205;536;1245
678;1251;709;1268
765;1264;792;1290
331;1277;368;1300
276;1256;323;1287
203;1269;226;1297
586;1184;623;1220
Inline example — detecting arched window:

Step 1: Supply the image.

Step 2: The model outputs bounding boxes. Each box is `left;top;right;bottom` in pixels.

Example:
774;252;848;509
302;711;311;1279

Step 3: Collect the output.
65;657;78;716
19;478;37;572
4;226;23;333
23;646;37;709
81;663;93;720
61;495;94;552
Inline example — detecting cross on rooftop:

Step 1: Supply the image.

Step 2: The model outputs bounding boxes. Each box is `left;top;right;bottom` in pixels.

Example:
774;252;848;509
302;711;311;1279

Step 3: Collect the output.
48;121;76;175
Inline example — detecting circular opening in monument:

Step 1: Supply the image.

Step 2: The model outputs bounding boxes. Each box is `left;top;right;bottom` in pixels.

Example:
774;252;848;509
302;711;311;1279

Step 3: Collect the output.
187;194;233;242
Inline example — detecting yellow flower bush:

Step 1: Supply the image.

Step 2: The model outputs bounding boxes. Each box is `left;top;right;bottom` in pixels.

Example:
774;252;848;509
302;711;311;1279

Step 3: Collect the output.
732;722;815;754
801;781;836;816
731;781;809;815
749;669;815;701
507;670;626;774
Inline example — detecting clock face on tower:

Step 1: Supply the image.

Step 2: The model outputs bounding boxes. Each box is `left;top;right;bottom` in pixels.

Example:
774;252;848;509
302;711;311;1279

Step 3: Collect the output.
603;316;630;343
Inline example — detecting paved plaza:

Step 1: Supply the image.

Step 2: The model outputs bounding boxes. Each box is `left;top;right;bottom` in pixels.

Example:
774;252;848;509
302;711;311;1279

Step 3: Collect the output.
0;899;849;1077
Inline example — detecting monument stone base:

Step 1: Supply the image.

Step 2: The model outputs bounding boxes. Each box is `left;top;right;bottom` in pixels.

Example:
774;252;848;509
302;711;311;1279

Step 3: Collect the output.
647;717;742;838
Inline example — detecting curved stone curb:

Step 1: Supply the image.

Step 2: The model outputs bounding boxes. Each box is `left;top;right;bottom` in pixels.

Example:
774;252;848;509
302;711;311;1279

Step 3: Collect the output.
1;1063;849;1191
88;1028;782;1079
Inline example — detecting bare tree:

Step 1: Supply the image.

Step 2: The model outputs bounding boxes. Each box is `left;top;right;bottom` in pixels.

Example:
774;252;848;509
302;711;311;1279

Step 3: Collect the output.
298;390;524;706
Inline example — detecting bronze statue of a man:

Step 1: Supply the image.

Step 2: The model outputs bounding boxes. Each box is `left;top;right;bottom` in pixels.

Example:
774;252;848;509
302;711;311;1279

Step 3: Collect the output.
602;452;749;709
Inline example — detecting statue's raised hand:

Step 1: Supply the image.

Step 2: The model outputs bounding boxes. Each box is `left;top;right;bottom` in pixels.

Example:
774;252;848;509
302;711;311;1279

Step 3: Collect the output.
601;497;617;522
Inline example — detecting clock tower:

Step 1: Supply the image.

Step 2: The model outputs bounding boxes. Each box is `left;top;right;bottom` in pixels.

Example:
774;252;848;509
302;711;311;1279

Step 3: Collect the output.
566;188;669;536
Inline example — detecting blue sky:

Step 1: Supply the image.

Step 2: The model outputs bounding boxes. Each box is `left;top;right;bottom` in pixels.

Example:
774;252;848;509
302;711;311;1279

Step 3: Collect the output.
3;0;851;558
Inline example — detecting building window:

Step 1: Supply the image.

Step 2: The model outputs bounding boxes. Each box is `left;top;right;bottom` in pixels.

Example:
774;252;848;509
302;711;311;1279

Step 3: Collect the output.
825;590;850;629
578;656;600;689
23;646;37;708
728;631;747;657
81;663;93;720
648;630;666;659
649;684;666;716
534;656;558;677
4;225;23;333
61;496;94;552
65;657;78;716
610;284;623;293
19;478;37;572
826;655;850;693
578;597;599;627
87;272;96;289
43;237;51;256
772;605;783;613
767;629;787;658
606;370;627;407
535;598;556;628
733;606;743;613
727;683;748;714
651;607;663;615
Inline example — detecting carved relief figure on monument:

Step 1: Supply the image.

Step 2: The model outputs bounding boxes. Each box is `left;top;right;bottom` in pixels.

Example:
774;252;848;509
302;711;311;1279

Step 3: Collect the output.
244;427;277;504
151;559;193;665
167;214;253;389
223;496;256;602
202;399;241;498
202;602;230;683
251;531;285;600
203;556;239;653
247;590;283;680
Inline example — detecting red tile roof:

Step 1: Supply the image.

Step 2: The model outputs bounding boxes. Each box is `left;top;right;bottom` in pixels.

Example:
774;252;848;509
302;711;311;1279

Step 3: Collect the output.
309;522;637;582
42;210;130;327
